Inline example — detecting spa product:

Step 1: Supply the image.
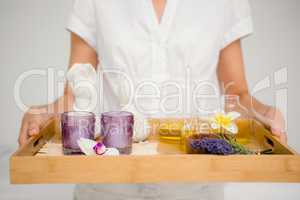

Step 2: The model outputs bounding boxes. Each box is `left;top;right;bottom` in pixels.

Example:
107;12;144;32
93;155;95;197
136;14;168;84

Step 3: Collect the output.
101;111;134;154
223;95;253;144
156;118;185;142
61;111;95;154
184;132;252;155
66;63;97;112
183;112;253;155
190;137;234;155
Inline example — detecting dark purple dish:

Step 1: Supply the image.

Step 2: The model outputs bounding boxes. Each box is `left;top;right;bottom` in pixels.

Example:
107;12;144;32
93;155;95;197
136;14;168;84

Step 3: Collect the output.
101;111;134;154
61;111;95;155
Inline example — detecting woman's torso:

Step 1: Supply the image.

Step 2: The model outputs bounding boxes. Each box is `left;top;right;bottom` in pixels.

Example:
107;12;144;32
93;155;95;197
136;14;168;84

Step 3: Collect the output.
87;0;227;115
68;0;252;199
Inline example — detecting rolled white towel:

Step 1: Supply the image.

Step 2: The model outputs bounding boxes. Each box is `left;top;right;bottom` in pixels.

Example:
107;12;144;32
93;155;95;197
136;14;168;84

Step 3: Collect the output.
66;63;98;112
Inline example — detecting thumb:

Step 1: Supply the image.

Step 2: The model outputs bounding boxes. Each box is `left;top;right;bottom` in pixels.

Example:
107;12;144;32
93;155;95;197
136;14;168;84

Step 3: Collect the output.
28;121;40;137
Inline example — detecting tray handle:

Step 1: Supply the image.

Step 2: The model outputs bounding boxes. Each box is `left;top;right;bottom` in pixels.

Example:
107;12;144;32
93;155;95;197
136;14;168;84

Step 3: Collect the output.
253;120;296;155
13;117;59;156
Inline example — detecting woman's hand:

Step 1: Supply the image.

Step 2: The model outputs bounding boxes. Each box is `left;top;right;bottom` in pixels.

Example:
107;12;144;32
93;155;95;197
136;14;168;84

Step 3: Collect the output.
18;33;96;147
217;40;287;144
18;106;51;147
263;106;287;144
252;104;287;144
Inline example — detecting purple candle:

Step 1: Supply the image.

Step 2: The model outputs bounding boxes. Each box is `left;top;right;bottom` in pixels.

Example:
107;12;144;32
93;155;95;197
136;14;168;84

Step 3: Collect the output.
61;111;95;154
101;111;134;154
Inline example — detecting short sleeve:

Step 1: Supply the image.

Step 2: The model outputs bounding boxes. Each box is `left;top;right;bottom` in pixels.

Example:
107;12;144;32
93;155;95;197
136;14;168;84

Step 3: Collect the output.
221;0;253;49
67;0;97;50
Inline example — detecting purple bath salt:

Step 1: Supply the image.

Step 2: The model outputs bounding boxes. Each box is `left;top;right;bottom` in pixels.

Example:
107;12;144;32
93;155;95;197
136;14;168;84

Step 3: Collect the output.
61;111;95;155
101;111;134;154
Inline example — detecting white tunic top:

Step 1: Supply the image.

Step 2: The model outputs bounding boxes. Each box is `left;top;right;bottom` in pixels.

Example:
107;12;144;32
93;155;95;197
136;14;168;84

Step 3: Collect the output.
67;0;253;199
67;0;253;117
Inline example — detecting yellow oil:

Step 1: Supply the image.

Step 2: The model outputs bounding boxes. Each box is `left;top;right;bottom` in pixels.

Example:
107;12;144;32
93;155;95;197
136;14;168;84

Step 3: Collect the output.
180;128;198;152
158;118;184;142
235;119;253;145
149;118;254;146
147;118;185;142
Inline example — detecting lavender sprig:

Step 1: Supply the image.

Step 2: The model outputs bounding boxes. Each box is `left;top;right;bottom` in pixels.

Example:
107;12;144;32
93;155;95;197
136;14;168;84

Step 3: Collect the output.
190;138;234;155
216;134;253;155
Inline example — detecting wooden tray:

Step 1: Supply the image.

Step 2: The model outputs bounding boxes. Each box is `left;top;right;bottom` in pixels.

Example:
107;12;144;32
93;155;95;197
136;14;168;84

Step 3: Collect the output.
10;118;300;184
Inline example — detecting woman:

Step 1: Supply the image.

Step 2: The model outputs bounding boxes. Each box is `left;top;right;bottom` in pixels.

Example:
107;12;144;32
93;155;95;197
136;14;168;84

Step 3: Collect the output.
19;0;287;199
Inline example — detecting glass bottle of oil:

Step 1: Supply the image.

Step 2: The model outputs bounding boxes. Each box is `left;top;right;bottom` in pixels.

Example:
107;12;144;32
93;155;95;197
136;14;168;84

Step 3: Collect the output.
157;118;184;142
223;95;253;145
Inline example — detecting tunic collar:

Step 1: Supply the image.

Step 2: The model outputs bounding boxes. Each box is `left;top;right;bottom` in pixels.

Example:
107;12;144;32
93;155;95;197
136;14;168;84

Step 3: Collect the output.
143;0;179;43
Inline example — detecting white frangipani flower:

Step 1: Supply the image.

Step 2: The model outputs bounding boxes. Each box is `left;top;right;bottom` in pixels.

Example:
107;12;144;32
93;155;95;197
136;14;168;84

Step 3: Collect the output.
210;112;241;134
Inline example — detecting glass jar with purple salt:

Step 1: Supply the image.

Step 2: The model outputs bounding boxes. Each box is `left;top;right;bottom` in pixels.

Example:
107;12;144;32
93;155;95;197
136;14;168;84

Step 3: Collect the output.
61;111;95;154
101;111;134;154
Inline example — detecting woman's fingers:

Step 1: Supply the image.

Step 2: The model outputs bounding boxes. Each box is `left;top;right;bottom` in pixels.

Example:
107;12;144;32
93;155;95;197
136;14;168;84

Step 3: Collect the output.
271;127;287;144
18;106;51;147
263;107;287;144
271;126;282;137
28;121;40;137
279;132;288;144
18;115;42;147
18;120;29;146
275;132;287;144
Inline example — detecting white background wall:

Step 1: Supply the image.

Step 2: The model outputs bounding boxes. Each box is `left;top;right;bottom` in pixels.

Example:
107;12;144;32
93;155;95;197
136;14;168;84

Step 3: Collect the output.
0;0;299;199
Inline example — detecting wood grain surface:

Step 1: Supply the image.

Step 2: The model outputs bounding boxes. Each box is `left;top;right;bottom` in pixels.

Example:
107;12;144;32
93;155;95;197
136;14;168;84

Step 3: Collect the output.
10;118;300;184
